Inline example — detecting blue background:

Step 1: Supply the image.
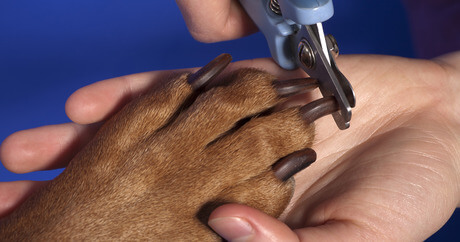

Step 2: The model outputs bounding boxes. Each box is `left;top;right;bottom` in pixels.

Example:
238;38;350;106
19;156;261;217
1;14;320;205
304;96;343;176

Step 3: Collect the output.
0;0;457;240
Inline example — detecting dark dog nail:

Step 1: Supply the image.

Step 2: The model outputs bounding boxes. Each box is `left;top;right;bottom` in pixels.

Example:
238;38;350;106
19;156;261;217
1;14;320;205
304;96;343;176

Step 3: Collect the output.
300;97;338;124
273;148;317;181
188;53;232;91
273;78;318;97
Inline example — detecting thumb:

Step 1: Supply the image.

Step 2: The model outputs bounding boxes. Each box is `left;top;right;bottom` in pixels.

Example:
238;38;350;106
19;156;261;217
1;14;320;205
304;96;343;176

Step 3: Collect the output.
208;204;299;242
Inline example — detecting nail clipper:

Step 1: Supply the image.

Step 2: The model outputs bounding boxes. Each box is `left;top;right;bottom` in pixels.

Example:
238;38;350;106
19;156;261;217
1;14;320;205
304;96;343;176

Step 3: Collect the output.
239;0;356;129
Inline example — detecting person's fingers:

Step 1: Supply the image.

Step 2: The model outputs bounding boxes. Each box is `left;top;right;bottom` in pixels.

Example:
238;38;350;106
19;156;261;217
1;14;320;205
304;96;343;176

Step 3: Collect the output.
65;58;303;125
65;70;188;124
0;180;48;217
208;204;382;241
0;123;99;173
2;59;294;175
176;0;257;42
209;203;300;242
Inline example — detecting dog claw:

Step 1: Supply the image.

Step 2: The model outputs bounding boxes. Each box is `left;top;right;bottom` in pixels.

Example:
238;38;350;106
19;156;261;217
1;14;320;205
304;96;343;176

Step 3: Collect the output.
273;78;318;97
188;53;232;91
300;97;338;124
273;148;317;181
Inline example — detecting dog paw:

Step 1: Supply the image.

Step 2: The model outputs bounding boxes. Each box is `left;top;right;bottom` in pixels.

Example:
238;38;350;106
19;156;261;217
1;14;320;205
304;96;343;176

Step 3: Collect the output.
0;54;337;241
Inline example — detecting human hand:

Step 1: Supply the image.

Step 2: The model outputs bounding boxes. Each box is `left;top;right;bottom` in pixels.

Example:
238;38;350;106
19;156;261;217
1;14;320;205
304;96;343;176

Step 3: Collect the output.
1;53;459;240
175;0;257;43
206;52;460;241
176;0;460;241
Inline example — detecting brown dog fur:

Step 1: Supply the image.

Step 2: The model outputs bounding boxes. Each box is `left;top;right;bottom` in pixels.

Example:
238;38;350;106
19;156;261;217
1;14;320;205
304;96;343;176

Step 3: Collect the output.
0;68;315;241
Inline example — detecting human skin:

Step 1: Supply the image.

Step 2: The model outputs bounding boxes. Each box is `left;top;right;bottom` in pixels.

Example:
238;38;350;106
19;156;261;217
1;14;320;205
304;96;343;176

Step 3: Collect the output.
175;0;460;58
175;1;460;239
1;0;459;240
209;53;460;241
1;52;459;241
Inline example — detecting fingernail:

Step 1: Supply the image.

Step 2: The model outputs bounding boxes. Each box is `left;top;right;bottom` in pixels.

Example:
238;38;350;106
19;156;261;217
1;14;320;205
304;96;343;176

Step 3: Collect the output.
208;217;254;242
